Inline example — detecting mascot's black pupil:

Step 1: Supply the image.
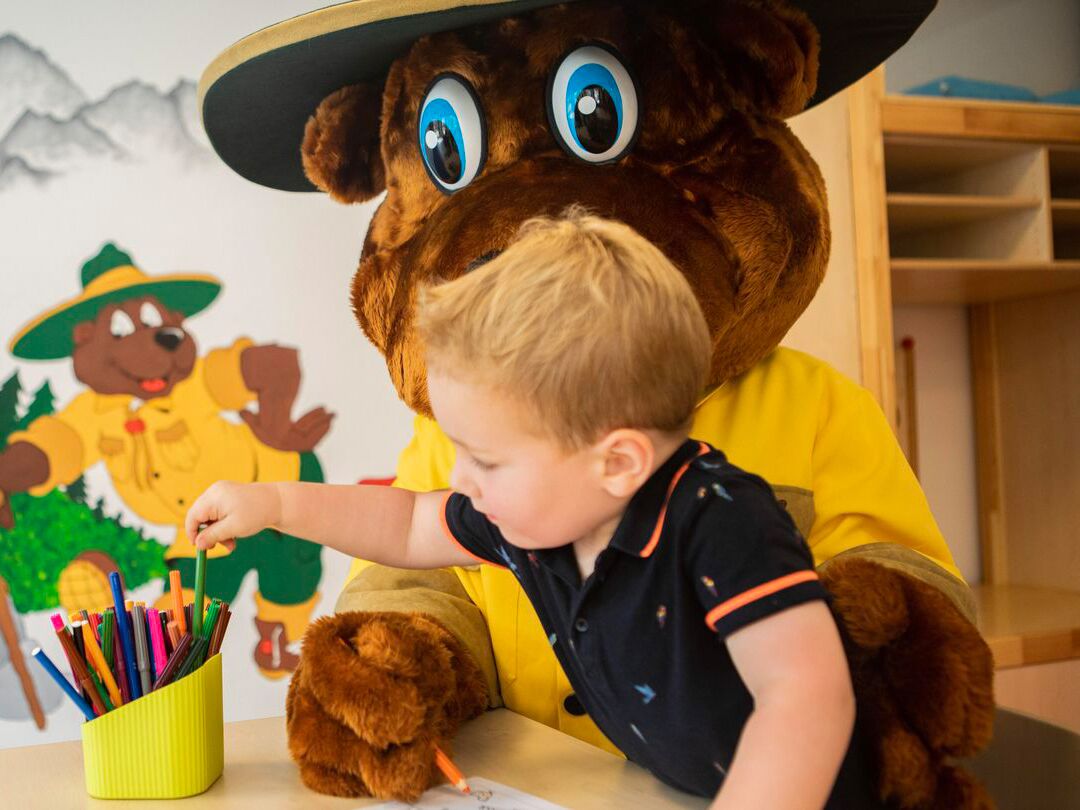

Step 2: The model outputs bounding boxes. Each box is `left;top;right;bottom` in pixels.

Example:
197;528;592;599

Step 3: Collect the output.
424;120;462;183
574;86;618;153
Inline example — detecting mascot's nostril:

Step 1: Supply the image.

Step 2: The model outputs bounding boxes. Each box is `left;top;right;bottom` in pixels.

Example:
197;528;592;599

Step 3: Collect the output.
154;328;184;351
466;250;502;273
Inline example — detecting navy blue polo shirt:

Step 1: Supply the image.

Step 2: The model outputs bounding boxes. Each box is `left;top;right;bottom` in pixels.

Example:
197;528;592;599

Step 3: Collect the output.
442;439;881;806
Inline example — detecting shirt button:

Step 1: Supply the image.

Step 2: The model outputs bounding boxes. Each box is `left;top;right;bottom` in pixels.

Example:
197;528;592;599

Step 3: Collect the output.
574;617;589;633
563;693;587;716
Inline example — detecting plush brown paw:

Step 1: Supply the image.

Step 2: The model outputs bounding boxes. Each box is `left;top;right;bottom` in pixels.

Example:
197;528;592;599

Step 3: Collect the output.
285;611;488;801
821;558;995;810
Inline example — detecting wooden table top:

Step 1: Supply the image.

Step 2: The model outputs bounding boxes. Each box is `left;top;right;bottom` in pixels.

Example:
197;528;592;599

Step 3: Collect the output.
0;708;708;809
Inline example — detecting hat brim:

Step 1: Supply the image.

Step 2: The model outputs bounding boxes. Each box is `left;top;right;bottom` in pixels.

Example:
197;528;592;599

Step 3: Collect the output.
11;277;221;360
199;0;935;193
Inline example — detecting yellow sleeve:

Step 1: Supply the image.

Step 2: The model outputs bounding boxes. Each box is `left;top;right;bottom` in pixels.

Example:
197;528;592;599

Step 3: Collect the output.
390;414;455;493
7;391;99;494
807;370;963;581
203;338;255;410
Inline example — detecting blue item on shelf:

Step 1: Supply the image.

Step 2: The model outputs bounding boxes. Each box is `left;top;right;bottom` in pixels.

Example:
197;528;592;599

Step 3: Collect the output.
904;76;1038;102
1041;88;1080;106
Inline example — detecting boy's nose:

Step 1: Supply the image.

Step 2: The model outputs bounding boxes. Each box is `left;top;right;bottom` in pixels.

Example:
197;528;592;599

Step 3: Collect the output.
449;465;477;498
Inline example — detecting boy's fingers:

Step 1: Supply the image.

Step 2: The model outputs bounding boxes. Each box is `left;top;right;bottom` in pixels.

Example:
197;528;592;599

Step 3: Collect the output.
195;519;234;550
185;505;214;546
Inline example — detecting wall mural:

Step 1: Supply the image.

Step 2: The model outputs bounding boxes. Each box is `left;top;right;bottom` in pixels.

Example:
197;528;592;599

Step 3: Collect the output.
0;27;383;739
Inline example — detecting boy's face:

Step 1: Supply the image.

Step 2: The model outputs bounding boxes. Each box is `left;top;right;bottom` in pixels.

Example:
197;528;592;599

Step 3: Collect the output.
428;370;618;550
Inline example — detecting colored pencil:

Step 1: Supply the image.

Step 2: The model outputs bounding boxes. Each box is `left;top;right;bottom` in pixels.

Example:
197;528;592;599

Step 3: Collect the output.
209;608;231;657
207;607;227;658
166;620;182;651
434;746;470;794
112;629;131;704
132;604;151;696
81;674;107;716
147;608;167;681
81;621;122;707
87;610;102;642
70;621;86;662
152;634;192;691
70;621;89;700
100;609;115;670
158;611;172;656
169;570;186;635
90;670;114;712
109;572;142;700
176;637;209;679
32;648;95;721
193;548;207;637
49;614;82;689
202;600;221;643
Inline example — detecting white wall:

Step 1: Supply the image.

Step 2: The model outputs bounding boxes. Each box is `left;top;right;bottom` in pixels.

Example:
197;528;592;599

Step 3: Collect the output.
783;92;862;383
885;0;1080;96
892;307;982;583
0;1;400;749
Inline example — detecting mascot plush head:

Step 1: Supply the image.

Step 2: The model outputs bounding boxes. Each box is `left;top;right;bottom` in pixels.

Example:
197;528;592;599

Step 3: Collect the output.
200;0;932;414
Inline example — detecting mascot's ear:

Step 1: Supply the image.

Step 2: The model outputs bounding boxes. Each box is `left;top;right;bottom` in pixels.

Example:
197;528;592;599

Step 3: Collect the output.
699;0;820;118
301;81;387;203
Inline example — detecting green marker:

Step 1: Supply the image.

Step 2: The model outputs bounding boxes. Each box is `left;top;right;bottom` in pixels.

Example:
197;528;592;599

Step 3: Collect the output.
193;530;207;637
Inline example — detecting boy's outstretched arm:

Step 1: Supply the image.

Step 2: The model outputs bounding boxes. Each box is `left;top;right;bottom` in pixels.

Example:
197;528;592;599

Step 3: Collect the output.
710;601;855;810
185;482;476;570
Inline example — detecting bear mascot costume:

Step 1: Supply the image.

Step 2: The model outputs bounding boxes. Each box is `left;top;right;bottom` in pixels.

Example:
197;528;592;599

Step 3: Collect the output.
199;1;995;807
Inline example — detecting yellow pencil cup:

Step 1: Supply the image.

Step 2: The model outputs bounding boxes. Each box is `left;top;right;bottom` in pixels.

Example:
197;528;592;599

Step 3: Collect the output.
81;653;224;798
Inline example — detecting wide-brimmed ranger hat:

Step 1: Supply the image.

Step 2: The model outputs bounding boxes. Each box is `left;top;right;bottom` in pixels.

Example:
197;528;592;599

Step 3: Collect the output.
11;244;221;360
199;0;935;193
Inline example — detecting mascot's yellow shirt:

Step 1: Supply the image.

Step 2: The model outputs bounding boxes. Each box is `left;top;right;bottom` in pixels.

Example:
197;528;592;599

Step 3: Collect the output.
350;348;961;752
9;339;298;559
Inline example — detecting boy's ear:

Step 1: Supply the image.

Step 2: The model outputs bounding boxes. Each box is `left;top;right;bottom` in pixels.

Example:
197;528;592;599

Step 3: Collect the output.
597;429;655;498
692;0;819;118
301;81;387;203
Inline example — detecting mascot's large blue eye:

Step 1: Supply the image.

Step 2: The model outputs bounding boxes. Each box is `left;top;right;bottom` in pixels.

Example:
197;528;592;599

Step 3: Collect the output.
548;44;638;164
418;74;486;193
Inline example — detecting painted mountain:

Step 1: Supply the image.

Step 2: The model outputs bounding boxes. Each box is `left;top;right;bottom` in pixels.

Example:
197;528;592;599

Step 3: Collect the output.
0;33;213;191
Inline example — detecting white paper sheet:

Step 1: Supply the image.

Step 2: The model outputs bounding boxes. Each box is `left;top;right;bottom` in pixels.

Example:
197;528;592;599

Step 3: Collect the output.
363;776;569;810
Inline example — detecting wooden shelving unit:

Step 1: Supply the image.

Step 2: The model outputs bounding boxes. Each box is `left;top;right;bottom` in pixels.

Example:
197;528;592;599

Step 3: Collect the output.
848;75;1080;709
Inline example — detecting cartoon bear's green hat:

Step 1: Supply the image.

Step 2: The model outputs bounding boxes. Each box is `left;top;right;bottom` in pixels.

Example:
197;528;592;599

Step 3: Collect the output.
10;243;221;360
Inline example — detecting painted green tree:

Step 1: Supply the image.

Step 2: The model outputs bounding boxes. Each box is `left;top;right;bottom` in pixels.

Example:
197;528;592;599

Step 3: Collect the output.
65;476;88;505
15;380;56;431
0;370;20;447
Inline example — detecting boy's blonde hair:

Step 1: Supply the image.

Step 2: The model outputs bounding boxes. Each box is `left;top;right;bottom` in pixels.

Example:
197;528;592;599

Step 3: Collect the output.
417;208;711;449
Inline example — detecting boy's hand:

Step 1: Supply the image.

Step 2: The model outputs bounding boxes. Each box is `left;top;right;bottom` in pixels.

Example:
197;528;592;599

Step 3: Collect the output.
185;481;281;550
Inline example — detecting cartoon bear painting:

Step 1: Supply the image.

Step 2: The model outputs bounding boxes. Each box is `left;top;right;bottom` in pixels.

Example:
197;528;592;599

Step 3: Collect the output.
0;243;332;677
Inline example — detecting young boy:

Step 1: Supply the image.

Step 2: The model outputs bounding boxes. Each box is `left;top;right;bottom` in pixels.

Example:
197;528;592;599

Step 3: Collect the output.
186;212;879;809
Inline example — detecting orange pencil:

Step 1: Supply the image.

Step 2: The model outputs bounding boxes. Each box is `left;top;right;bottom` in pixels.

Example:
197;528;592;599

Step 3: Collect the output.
81;622;122;707
80;675;107;716
169;570;187;635
434;746;469;795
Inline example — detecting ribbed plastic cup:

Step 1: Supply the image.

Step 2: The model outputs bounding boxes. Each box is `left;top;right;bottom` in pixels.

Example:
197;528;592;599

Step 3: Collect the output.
81;653;224;798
